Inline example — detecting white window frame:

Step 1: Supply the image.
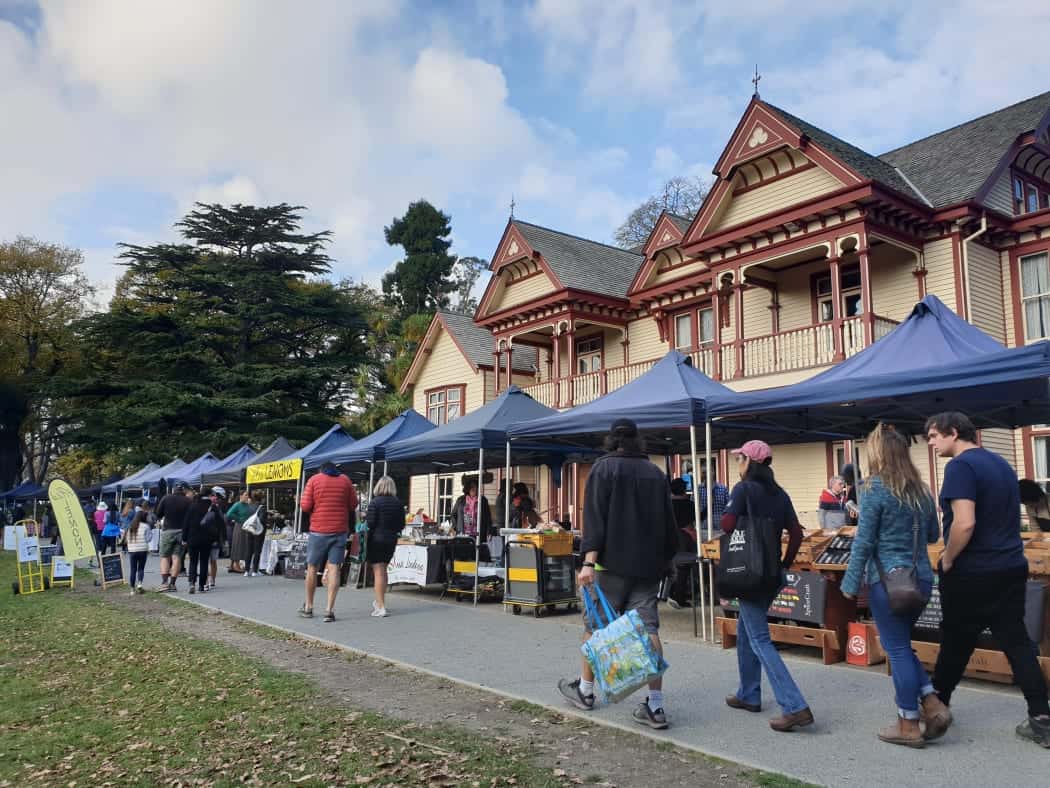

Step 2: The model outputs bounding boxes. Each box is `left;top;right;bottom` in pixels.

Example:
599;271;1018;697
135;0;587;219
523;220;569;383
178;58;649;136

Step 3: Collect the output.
436;476;455;520
1020;251;1050;342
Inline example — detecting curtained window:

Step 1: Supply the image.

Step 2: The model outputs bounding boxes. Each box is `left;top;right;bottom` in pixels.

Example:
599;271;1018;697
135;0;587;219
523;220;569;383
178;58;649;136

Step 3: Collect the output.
1021;252;1050;341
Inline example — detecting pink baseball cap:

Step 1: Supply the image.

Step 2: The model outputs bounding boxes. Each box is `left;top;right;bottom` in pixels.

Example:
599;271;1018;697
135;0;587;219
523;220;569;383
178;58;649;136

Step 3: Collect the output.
730;440;772;463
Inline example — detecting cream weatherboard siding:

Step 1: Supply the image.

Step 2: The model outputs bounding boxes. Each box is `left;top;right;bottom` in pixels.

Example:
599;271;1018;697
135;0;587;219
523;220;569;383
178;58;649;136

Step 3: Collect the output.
742;285;772;339
922;238;958;311
629;315;666;365
870;244;920;322
709;166;843;233
488;270;558;312
768;443;831;529
968;242;1007;343
651;258;707;287
1002;250;1018;347
980;428;1019;472
776;260;825;332
603;327;626;368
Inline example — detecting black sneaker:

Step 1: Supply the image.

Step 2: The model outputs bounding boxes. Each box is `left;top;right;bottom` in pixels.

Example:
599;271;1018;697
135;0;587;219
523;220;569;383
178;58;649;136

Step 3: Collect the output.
557;678;594;711
633;699;669;730
1016;715;1050;748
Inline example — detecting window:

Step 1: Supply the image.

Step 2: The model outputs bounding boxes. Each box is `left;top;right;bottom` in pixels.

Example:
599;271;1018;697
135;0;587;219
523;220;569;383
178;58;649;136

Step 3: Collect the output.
1014;173;1049;215
426;386;463;425
1033;437;1050;490
674;314;692;350
698;307;715;345
815;266;862;322
436;476;455;520
1021;252;1050;341
1028;184;1041;214
576;336;602;374
1015;177;1026;214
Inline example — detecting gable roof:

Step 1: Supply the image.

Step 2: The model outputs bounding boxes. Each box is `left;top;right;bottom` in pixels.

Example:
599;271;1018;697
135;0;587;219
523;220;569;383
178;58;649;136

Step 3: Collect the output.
667;213;692;233
880;91;1050;209
762;102;925;203
439;310;537;372
512;220;644;299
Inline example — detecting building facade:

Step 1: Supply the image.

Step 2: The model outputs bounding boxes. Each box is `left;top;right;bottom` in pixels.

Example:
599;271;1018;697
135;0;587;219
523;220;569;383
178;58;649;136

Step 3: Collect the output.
403;91;1050;529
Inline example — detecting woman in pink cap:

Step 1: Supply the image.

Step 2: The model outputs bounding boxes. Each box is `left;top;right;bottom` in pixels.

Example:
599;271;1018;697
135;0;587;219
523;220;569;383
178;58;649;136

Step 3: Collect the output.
720;439;813;732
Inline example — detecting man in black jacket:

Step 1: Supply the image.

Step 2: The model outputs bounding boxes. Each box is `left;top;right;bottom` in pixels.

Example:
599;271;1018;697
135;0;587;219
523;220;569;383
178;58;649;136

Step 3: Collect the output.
558;418;678;729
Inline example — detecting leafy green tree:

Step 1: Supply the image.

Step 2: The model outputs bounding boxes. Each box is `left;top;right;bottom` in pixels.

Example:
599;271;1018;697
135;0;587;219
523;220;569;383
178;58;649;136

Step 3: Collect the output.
0;237;93;486
381;201;457;317
67;203;373;464
450;256;489;315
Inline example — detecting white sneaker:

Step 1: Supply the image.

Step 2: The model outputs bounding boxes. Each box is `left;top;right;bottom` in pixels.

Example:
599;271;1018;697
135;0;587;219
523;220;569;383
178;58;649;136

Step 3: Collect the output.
371;607;388;617
129;588;136;596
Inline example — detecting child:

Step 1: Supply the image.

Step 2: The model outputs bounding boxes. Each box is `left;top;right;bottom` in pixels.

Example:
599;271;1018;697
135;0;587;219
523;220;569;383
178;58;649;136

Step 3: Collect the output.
124;510;153;594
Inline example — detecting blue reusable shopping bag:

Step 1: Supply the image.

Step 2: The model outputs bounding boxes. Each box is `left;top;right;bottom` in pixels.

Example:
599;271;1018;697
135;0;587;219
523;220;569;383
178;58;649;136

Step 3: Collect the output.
580;583;669;704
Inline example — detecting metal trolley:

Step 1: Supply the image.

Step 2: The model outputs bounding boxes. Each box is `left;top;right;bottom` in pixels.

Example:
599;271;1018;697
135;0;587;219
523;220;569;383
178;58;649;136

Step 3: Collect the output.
502;537;577;617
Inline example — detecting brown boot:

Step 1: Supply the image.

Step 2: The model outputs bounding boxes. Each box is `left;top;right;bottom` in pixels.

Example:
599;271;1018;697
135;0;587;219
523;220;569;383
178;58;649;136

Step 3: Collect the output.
878;718;924;748
769;707;814;732
920;694;952;740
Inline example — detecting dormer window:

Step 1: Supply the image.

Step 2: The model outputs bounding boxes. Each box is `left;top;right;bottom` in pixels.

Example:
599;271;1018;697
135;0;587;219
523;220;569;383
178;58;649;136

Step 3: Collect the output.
1014;174;1048;215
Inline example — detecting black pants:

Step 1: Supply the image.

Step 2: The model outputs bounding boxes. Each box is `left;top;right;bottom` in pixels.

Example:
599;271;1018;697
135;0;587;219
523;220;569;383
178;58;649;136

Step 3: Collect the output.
246;532;265;573
128;551;148;587
933;566;1050;716
188;544;210;590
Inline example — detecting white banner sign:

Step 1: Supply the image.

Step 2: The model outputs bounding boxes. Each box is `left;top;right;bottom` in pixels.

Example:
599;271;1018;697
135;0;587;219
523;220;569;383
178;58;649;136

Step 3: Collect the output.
387;545;429;586
4;524;27;551
52;558;74;579
17;534;40;563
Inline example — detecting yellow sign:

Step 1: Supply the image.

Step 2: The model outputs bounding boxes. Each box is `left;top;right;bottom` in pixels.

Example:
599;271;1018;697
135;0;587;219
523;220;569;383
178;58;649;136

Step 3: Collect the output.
246;457;302;485
47;479;97;562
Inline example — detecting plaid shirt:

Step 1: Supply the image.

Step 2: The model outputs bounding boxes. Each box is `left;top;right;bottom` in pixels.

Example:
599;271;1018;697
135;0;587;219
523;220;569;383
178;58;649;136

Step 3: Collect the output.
698;482;729;527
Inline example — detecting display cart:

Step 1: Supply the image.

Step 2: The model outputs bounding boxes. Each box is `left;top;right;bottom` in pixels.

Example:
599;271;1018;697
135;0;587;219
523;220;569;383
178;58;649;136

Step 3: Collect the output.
501;529;577;617
12;524;49;595
444;536;503;602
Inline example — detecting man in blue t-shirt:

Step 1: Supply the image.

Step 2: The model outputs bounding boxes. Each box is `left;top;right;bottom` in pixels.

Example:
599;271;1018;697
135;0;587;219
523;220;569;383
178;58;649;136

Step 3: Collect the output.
926;411;1050;748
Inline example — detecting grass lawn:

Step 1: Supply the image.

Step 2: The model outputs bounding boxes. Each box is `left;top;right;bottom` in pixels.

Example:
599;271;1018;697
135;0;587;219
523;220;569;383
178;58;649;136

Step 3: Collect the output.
0;552;566;787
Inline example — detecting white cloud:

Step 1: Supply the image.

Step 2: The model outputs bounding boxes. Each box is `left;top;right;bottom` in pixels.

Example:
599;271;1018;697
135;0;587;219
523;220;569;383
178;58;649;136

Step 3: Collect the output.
651;146;682;177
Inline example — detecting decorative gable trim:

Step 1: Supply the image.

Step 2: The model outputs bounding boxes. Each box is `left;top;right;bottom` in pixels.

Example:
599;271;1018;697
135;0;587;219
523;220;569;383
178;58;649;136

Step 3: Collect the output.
627;212;692;294
398;313;481;395
475;220;565;320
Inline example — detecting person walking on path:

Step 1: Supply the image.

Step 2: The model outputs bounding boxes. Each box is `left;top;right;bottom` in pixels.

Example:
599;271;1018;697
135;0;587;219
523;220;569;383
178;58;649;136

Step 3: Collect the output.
299;462;357;623
225;491;253;574
92;502;108;561
155;483;193;592
720;440;814;732
365;476;404;618
557;418;678;730
841;424;942;747
124;509;153;595
100;503;122;555
925;411;1050;748
182;489;224;594
241;491;268;576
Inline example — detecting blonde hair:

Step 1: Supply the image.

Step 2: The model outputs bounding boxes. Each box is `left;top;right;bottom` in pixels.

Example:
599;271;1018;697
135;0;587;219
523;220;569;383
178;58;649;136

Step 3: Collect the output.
373;475;397;498
865;423;932;510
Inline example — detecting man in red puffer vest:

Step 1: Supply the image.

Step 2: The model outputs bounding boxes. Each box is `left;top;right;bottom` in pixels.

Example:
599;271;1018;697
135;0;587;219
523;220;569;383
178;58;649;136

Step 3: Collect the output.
298;462;358;622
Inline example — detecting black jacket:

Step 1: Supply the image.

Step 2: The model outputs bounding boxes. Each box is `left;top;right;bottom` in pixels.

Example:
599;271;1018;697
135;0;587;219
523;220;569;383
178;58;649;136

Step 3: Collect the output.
581;452;678;581
182;499;226;547
366;495;404;536
156;493;191;531
452;495;492;541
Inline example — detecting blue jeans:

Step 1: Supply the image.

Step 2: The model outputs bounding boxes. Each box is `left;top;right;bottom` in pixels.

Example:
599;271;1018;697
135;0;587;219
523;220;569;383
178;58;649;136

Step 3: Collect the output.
868;579;935;720
736;597;808;714
128;551;149;587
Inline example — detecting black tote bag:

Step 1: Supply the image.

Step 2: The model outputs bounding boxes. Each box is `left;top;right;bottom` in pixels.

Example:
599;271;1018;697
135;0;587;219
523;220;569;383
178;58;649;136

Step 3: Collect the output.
717;487;782;601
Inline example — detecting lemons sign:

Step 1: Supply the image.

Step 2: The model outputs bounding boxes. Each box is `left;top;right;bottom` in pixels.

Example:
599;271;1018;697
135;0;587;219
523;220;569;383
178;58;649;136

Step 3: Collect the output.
47;479;97;561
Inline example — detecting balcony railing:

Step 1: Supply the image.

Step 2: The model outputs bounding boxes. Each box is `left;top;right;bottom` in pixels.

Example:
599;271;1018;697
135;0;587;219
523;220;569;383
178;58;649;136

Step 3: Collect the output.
519;314;899;408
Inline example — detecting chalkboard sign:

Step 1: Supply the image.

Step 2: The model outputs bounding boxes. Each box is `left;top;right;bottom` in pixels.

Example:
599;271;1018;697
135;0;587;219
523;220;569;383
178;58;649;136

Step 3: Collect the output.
39;544;59;566
722;571;828;626
99;552;125;588
915;577;1045;643
284;540;308;580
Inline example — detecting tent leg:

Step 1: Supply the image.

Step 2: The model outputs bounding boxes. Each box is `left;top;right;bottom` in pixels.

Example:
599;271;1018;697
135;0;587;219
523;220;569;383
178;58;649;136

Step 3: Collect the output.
474;448;484;607
367;462;375;509
689;425;706;641
383;461;388;476
504;442;512;532
705;419;716;643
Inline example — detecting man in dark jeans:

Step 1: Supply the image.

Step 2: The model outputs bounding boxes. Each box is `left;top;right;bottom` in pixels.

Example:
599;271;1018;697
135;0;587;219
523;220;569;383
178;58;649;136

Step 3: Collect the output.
557;418;678;729
926;411;1050;747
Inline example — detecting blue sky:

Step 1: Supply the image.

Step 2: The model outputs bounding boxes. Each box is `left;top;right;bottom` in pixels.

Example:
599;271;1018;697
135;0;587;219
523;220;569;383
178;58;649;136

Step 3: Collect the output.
0;1;1047;304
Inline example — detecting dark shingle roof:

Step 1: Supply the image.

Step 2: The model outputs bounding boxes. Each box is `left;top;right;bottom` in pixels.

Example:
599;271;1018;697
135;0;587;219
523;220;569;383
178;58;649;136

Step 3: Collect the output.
513;220;643;299
439;310;537;373
763;102;924;202
879;92;1050;209
668;213;693;233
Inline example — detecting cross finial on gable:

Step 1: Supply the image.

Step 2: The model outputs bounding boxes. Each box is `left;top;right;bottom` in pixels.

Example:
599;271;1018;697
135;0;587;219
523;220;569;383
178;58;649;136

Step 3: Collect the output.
509;194;516;219
752;65;761;99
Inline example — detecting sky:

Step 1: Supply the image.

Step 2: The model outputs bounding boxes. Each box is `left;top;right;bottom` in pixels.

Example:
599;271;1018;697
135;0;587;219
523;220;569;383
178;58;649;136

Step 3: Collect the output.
1;0;1048;306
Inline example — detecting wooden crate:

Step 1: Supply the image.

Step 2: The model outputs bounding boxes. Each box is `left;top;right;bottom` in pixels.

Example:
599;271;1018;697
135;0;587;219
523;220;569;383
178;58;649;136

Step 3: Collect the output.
792;533;833;571
717;616;844;665
898;640;1050;685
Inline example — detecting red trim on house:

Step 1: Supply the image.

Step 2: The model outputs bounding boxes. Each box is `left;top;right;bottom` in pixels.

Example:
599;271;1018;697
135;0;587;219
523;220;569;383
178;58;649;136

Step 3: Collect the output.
825;443;835;483
1009;241;1050;346
1011;207;1050;232
477;288;630;328
422;383;468;425
732;162;817;196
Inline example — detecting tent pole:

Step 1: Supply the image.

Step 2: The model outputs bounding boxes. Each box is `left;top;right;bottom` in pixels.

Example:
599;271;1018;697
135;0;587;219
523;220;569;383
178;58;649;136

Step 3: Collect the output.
368;461;375;508
504;442;512;531
383;461;388;477
689;424;707;641
474;447;484;607
705;418;716;643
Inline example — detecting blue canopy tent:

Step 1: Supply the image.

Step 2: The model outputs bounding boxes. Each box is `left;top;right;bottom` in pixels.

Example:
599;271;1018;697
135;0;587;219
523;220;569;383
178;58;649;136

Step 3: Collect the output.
385;387;598;605
310;409;435;502
169;452;223;488
1;481;46;501
102;462;161;495
128;458;189;498
189;445;256;488
718;295;1050;437
76;474;123;500
203;438;291;488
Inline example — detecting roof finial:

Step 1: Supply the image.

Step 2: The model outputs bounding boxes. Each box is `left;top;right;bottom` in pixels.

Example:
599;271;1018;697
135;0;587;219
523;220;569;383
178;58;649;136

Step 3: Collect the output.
509;194;516;220
751;65;761;99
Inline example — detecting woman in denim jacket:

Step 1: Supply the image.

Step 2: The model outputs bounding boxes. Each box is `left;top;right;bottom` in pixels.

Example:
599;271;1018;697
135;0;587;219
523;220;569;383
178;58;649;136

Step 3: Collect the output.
842;423;945;748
